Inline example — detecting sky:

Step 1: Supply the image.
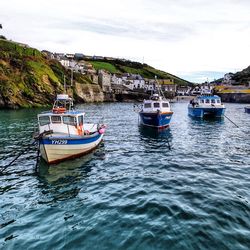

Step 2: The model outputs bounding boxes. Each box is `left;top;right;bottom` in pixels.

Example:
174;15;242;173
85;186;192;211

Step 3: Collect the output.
1;0;250;83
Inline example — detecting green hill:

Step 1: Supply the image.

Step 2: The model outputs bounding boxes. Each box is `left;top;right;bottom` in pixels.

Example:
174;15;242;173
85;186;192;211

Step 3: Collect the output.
0;39;95;108
88;59;191;85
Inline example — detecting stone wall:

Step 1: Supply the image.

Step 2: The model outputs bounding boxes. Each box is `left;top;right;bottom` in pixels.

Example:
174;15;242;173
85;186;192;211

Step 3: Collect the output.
74;83;104;102
219;93;250;103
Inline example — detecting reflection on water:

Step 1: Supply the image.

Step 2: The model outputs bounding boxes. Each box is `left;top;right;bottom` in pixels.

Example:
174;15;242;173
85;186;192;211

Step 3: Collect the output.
36;143;106;203
139;126;173;150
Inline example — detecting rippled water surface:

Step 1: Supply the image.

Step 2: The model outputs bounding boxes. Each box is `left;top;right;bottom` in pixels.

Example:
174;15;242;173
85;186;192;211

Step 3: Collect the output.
0;102;250;249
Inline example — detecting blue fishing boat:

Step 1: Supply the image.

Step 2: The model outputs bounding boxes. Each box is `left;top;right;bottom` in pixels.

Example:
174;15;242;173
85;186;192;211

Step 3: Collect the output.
37;94;105;164
138;93;173;128
188;93;225;118
245;106;250;113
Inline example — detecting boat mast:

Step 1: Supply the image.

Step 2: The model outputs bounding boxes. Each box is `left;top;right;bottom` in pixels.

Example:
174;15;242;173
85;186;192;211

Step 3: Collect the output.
155;76;166;99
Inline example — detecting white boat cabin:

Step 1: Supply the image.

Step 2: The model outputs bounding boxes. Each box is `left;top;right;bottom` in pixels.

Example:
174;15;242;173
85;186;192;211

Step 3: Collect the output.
142;94;171;113
38;94;96;136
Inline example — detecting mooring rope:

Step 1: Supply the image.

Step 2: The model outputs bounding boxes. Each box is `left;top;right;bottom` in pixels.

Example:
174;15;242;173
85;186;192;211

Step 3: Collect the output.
224;114;240;128
0;140;38;175
0;130;51;175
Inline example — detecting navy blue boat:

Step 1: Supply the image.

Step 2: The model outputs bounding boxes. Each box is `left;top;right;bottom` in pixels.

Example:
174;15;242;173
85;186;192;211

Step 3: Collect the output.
139;94;173;128
188;94;225;118
245;106;250;113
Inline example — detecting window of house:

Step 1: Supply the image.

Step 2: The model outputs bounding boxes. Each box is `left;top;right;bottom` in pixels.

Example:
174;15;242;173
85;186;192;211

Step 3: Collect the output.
154;103;160;108
144;103;151;108
63;116;77;126
51;116;61;123
39;116;50;126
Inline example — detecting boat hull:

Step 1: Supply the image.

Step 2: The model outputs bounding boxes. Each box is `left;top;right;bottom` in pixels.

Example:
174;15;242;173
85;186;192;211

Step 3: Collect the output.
188;107;225;118
139;112;173;128
245;107;250;113
39;133;103;164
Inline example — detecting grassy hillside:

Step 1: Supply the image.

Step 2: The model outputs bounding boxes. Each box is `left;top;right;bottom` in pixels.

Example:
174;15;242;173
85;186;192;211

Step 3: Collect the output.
232;65;250;85
87;59;191;86
0;39;95;108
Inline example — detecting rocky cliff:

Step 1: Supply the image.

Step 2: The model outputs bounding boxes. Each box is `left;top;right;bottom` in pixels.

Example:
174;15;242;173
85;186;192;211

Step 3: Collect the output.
0;39;105;108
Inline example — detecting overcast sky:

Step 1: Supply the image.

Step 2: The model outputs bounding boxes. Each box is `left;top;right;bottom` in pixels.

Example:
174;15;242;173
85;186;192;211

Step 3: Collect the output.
1;0;250;82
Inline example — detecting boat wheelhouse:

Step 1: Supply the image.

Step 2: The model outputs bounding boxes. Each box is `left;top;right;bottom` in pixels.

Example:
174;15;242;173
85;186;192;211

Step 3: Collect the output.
37;94;105;164
188;94;225;118
139;94;173;128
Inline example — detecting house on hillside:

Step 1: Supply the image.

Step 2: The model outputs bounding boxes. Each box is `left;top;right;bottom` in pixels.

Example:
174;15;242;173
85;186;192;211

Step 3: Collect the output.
98;70;111;92
177;86;191;96
222;73;236;85
144;79;156;92
127;74;145;89
54;53;65;60
93;55;104;60
65;53;74;59
191;86;202;95
111;74;123;85
158;79;177;94
74;53;85;60
41;50;54;60
59;58;70;68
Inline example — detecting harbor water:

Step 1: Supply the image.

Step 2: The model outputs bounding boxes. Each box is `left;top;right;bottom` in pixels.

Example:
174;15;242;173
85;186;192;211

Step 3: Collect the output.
0;102;250;249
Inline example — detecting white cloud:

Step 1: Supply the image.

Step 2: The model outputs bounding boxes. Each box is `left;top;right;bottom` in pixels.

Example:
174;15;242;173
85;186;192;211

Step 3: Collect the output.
1;0;250;82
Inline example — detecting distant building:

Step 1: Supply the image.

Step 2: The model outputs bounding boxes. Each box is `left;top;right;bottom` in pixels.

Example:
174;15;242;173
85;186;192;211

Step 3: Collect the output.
158;79;177;94
41;50;54;60
177;86;191;96
222;73;234;85
98;70;111;92
74;53;85;60
127;74;145;89
59;58;70;68
54;53;65;60
111;74;123;85
191;86;202;95
65;53;74;59
144;80;156;92
93;55;104;60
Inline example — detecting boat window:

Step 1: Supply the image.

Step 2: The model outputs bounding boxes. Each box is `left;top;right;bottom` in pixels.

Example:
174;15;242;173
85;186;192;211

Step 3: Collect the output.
201;99;205;103
51;116;61;123
144;103;151;108
205;99;210;103
63;116;77;126
153;103;160;108
217;99;221;103
211;99;216;104
78;115;84;126
162;103;169;108
39;116;50;126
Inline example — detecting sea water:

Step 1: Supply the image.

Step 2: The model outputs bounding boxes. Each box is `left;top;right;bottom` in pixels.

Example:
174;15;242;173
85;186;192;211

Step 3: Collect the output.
0;102;249;249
